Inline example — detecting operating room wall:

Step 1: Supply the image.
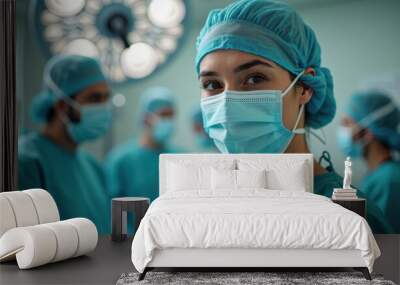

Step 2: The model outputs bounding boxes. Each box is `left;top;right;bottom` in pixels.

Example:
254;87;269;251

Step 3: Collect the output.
17;0;400;188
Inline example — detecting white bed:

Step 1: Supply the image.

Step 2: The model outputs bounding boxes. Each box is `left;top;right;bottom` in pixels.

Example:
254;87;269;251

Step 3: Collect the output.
131;154;380;280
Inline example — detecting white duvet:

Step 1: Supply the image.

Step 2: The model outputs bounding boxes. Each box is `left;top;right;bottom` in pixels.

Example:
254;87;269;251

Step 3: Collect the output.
131;190;380;273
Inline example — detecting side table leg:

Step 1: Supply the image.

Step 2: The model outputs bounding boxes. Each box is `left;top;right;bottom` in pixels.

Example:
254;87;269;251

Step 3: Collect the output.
112;201;127;242
134;202;149;231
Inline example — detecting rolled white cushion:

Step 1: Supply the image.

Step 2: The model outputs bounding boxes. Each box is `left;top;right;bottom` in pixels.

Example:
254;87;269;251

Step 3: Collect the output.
0;218;97;269
42;221;79;262
65;218;98;257
23;189;60;223
0;191;39;227
0;226;57;269
0;189;59;238
0;196;17;237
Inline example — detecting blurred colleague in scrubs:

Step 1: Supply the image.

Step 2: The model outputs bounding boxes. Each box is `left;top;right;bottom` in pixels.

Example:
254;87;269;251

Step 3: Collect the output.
191;106;216;152
106;87;180;202
337;90;400;233
196;0;341;197
18;55;112;233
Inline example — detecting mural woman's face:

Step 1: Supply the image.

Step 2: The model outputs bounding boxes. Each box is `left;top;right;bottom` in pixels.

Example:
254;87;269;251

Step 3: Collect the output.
199;50;313;131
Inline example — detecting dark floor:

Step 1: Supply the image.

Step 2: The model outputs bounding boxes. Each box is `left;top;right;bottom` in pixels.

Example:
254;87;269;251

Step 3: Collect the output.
0;235;399;285
0;236;134;285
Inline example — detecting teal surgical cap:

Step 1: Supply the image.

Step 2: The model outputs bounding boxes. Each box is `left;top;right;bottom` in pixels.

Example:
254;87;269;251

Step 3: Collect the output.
31;55;107;123
346;91;400;151
139;87;175;121
195;0;335;129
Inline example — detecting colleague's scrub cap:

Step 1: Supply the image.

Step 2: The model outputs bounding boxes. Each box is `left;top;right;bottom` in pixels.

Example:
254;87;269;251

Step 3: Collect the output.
346;91;400;150
138;86;175;121
31;55;106;123
195;0;335;129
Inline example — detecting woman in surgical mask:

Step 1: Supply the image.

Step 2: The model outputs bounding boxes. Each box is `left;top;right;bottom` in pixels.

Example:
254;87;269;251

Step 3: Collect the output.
105;87;182;204
196;0;340;196
18;55;112;233
337;90;400;233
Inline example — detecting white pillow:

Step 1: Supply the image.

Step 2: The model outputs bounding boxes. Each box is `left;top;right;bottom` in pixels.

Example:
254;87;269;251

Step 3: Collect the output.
167;160;235;191
211;169;267;190
267;168;307;191
238;159;309;191
167;163;207;191
236;169;267;189
211;168;236;190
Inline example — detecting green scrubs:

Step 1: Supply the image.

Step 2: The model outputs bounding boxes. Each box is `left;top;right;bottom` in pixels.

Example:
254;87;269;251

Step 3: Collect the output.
313;151;343;197
18;133;110;234
105;140;180;201
359;160;400;233
105;140;181;233
314;170;343;197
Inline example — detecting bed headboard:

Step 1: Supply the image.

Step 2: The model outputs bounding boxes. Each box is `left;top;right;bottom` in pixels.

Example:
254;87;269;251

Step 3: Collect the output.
159;153;314;195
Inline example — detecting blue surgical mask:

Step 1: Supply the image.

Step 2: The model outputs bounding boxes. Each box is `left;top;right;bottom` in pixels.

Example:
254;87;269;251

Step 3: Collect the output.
64;102;113;144
45;71;113;144
336;126;364;158
152;118;174;144
200;71;305;153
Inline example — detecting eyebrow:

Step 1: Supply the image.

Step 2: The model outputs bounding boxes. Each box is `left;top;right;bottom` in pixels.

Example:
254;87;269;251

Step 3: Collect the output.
199;60;273;79
234;60;273;73
198;71;219;78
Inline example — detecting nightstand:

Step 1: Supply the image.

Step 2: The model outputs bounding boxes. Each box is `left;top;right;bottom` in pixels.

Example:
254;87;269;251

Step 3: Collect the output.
111;197;150;242
331;198;366;218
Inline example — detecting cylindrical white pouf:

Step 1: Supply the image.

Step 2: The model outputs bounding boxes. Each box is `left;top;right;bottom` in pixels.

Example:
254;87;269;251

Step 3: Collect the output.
42;221;79;262
23;189;60;223
0;226;57;269
0;192;39;227
0;196;17;237
65;218;98;257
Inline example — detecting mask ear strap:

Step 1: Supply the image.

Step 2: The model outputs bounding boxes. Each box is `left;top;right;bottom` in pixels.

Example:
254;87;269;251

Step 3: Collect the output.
357;103;396;128
292;104;305;134
44;68;80;111
347;103;396;142
281;70;305;97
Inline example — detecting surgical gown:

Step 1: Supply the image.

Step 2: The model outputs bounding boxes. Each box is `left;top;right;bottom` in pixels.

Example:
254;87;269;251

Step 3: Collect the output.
105;140;180;201
314;170;343;197
359;160;400;233
18;132;110;234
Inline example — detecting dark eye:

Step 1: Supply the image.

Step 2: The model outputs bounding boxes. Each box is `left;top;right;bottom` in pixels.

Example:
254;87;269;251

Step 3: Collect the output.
88;92;110;103
245;74;267;85
201;80;223;91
